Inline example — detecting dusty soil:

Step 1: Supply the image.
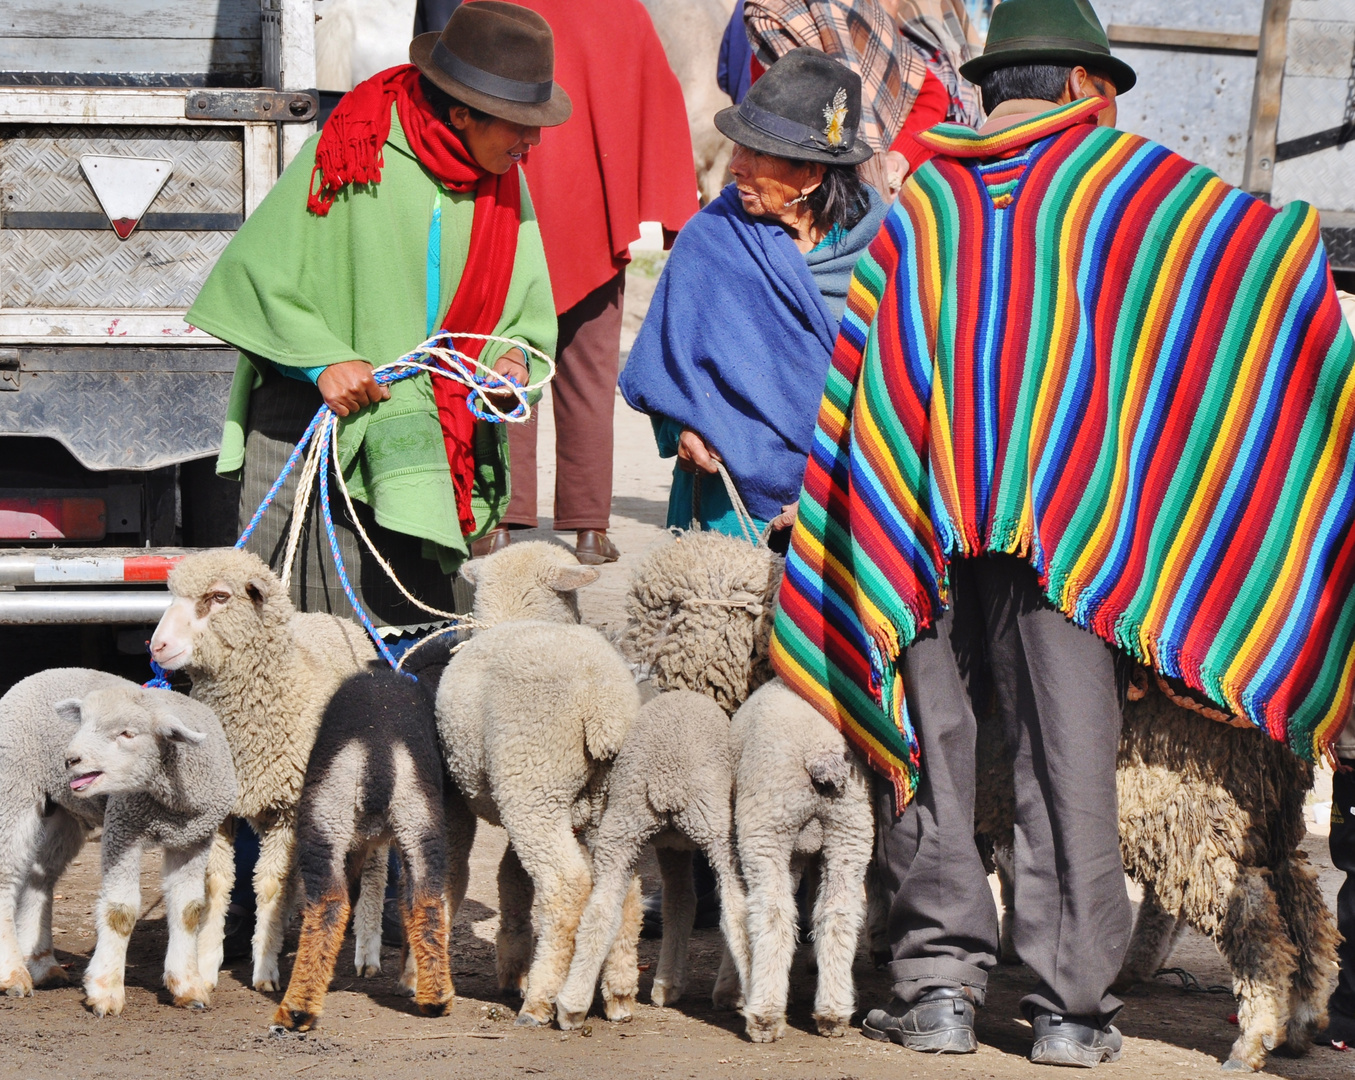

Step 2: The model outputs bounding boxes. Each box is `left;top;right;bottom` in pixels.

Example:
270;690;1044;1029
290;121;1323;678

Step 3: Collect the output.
3;278;1351;1077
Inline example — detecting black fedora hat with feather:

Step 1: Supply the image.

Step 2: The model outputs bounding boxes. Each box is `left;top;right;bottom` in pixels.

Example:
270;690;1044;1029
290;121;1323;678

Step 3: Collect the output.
715;48;874;166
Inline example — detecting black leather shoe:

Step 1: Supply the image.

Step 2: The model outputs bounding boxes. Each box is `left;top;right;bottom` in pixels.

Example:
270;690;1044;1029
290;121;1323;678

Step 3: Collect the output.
862;988;978;1053
1030;1012;1122;1067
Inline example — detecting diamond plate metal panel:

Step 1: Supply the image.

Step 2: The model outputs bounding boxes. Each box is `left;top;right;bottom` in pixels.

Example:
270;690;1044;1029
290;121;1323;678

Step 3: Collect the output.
0;125;243;214
0;229;233;309
1322;226;1355;271
0;362;235;470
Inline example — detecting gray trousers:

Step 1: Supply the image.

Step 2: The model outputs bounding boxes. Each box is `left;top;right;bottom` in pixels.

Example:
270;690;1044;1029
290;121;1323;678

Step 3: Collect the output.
874;555;1130;1025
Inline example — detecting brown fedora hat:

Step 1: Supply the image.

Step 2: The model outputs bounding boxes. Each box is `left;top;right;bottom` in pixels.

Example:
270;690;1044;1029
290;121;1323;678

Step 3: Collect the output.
410;1;572;127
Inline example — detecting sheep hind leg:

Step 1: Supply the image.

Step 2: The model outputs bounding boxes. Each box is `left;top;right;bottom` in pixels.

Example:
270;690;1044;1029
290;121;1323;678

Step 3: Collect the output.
650;846;696;1008
1111;885;1184;993
272;887;351;1031
508;812;593;1027
708;835;750;1012
352;844;387;978
556;836;648;1027
741;831;799;1043
0;805;45;996
197;823;235;991
398;883;453;1017
495;845;534;997
17;809;84;988
599;875;643;1022
1271;855;1341;1056
811;811;872;1038
1212;863;1299;1072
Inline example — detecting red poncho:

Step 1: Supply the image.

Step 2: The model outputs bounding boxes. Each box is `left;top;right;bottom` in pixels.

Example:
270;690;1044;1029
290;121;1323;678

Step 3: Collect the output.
505;0;699;314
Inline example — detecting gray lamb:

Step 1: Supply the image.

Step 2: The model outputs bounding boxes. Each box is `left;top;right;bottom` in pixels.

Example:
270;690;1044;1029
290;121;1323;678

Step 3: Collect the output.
555;690;751;1029
0;670;236;1017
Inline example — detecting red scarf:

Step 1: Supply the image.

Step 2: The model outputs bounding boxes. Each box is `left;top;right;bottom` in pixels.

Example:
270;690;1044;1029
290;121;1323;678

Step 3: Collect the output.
309;65;522;538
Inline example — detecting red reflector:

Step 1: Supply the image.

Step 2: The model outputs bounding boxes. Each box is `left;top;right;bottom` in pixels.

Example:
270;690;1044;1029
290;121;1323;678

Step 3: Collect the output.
124;555;181;582
0;497;106;541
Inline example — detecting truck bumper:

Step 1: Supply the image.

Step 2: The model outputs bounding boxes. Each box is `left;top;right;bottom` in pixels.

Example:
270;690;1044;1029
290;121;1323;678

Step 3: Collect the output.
0;547;185;625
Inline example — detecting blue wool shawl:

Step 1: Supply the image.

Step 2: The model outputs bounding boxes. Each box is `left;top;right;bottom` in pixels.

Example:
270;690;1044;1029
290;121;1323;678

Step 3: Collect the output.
621;183;885;521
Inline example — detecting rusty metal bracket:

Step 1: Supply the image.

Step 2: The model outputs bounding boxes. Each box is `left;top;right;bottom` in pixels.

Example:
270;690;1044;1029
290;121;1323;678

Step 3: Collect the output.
0;351;18;392
184;89;318;123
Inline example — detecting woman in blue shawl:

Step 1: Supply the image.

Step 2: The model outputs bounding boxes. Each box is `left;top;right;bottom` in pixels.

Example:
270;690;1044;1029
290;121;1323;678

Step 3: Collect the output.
620;48;887;545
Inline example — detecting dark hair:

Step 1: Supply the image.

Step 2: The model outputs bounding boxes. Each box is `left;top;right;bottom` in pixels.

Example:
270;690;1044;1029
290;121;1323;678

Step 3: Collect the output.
419;74;491;124
805;163;870;236
979;62;1117;113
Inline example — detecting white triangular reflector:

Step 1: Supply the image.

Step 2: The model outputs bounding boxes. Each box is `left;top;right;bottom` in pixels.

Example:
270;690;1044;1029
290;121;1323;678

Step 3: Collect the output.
80;155;173;240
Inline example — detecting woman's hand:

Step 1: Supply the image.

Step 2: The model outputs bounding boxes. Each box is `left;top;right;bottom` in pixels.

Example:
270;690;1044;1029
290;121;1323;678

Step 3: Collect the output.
677;429;722;474
482;349;530;410
317;360;390;417
770;501;798;531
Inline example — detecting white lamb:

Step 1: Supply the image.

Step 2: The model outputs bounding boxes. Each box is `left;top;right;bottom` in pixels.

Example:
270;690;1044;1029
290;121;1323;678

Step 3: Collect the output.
149;547;375;991
555;690;751;1029
0;671;236;1017
732;678;874;1043
436;541;641;1027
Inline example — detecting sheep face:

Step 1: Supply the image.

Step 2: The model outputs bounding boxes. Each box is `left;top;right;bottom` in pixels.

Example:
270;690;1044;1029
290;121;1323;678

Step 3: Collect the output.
461;540;600;628
151;549;293;674
58;687;206;798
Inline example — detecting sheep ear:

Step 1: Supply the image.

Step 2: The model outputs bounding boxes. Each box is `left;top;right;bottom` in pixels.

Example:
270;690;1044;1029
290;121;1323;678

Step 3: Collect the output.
151;714;208;745
53;698;83;726
458;559;481;587
244;577;271;612
548;565;601;593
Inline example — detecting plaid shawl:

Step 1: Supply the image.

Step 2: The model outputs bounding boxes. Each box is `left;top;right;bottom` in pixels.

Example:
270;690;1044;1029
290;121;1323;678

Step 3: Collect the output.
745;0;930;191
897;0;983;126
770;100;1355;806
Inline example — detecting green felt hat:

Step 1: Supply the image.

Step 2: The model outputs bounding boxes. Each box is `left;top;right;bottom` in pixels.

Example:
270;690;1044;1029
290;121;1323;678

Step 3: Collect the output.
959;0;1136;94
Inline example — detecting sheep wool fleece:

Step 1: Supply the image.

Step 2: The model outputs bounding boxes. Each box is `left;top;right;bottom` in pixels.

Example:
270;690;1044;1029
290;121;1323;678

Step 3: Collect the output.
771;98;1355;805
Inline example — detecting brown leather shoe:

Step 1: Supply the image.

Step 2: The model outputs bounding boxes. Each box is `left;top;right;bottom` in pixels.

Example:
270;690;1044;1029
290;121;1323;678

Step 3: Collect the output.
574;529;619;565
470;526;511;558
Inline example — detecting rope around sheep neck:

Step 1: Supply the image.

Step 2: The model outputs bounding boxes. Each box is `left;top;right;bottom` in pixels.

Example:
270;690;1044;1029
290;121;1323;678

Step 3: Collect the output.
231;330;550;671
711;460;774;548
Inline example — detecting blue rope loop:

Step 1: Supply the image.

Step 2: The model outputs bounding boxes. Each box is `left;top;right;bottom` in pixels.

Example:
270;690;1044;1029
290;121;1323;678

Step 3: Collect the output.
143;658;173;690
212;331;531;682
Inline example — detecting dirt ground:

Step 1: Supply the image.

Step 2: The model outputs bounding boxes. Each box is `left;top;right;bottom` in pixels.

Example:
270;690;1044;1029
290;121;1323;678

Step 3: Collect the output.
2;268;1351;1078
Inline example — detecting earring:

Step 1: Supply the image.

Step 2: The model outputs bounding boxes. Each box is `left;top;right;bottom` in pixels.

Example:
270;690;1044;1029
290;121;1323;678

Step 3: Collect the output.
784;192;809;206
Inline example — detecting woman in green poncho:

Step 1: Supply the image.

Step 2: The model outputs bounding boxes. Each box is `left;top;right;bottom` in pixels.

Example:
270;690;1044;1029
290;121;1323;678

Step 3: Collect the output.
187;2;567;641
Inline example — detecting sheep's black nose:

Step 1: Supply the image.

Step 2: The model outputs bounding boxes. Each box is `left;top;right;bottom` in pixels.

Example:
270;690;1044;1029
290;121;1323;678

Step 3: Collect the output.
65;756;80;769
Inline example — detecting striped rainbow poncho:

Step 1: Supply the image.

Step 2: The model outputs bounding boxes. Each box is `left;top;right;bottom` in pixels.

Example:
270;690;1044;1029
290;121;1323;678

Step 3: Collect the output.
770;98;1355;806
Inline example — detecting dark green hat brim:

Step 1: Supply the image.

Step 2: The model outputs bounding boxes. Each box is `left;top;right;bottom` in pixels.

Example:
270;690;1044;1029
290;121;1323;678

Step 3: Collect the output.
960;45;1136;95
714;104;875;166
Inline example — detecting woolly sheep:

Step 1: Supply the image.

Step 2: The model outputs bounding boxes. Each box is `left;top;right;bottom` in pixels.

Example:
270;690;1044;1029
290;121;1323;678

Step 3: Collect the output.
274;635;473;1031
976;686;1340;1072
0;670;236;1017
555;690;751;1029
731;678;874;1043
150;547;375;992
436;541;641;1027
619;531;781;713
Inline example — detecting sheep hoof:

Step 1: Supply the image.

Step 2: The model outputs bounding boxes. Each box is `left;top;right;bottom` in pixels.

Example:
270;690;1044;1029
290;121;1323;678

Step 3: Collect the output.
745;1013;786;1043
171;989;211;1010
604;995;636;1023
85;990;125;1018
272;1004;319;1032
650;982;679;1008
1220;1058;1258;1072
815;1014;851;1038
515;1007;552;1027
3;976;34;998
556;1007;588;1030
253;978;280;993
416;1000;450;1018
28;959;69;987
357;964;381;979
392;981;417;998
